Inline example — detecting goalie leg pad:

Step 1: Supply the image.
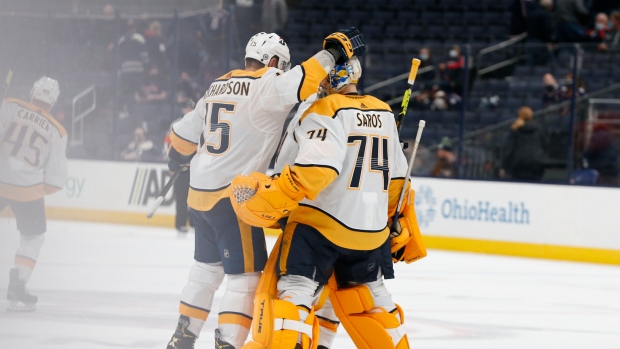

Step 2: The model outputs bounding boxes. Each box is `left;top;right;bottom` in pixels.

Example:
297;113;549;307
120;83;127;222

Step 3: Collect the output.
271;299;320;349
329;284;409;349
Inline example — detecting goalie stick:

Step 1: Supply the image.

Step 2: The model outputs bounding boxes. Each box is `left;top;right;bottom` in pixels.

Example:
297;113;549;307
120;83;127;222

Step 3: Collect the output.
392;58;425;231
145;168;183;219
3;69;13;100
396;59;421;136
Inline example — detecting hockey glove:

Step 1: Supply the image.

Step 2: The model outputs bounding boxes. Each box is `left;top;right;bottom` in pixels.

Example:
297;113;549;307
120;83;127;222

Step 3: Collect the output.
390;189;428;264
323;27;366;64
230;172;299;228
168;146;194;172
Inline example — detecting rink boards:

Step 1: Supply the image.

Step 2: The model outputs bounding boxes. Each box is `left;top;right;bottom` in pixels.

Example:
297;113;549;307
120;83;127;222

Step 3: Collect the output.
4;159;618;265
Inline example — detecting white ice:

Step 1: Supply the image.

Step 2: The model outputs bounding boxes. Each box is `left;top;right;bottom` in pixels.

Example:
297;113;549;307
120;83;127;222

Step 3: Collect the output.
1;218;620;349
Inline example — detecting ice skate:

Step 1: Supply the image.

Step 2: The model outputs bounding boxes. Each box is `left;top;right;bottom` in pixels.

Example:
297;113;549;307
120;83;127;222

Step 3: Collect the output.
167;315;197;349
214;328;235;349
6;269;37;312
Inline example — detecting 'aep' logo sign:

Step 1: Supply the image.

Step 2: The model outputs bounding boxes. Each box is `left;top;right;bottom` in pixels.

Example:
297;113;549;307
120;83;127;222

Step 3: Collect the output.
128;168;174;206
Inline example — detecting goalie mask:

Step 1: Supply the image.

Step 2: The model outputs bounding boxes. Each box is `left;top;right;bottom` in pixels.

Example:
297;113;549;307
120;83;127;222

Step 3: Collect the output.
328;56;362;92
31;76;60;108
245;32;291;71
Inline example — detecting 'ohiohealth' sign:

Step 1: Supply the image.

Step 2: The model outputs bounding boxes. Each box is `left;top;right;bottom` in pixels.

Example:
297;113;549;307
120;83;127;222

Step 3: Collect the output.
410;177;620;251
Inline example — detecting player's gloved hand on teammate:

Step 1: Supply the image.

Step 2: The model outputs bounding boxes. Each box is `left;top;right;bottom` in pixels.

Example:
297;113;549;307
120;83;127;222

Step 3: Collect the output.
323;27;366;64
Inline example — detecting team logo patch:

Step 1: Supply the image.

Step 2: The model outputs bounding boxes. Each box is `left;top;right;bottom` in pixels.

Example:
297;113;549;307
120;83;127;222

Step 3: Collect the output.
224;249;230;258
367;263;375;272
415;185;437;228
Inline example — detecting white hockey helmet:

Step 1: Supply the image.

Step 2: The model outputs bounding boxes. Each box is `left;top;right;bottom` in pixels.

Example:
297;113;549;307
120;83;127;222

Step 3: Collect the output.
328;56;362;92
30;76;60;108
245;32;291;71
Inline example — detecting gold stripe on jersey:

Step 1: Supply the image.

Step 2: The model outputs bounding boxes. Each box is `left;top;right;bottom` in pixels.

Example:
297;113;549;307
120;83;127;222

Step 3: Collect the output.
218;312;253;329
387;178;410;218
187;185;230;211
215;67;270;81
14;255;36;269
279;222;297;275
169;129;197;156
44;183;63;195
287;164;339;201
299;94;392;124
4;98;67;137
298;58;327;101
179;301;210;321
288;204;389;251
237;216;255;273
0;182;46;202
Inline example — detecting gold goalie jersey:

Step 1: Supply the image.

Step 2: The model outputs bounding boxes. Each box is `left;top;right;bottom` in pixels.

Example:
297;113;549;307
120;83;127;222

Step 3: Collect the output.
0;98;68;202
170;52;332;211
274;93;409;250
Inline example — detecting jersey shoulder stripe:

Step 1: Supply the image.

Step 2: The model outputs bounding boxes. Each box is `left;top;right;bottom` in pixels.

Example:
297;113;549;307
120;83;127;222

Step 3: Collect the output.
299;94;392;124
215;67;270;81
4;98;67;137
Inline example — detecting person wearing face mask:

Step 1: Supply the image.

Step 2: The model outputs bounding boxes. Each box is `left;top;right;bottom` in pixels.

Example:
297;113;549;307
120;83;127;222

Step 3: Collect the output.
586;13;611;50
437;45;464;94
120;126;158;162
606;11;620;50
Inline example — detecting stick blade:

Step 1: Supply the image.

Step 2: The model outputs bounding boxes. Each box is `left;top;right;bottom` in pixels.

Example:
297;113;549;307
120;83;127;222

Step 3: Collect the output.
146;196;164;219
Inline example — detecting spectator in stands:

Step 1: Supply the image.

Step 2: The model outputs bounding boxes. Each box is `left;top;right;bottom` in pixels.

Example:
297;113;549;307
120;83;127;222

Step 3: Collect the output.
584;124;619;186
118;19;150;111
560;72;586;101
510;0;538;36
526;0;556;65
542;73;562;107
438;45;464;94
177;71;203;103
501;106;548;181
607;11;620;50
555;0;590;42
419;47;433;69
430;137;458;178
144;20;168;71
262;0;288;32
135;66;169;105
121;126;158;162
584;13;611;51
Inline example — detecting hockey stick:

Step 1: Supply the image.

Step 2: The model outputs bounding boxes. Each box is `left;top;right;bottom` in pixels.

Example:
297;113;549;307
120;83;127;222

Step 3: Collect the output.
146;169;183;219
392;120;426;231
396;59;421;136
3;69;13;100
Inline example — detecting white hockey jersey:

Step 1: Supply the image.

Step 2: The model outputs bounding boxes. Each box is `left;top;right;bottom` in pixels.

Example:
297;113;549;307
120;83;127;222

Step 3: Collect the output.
0;98;68;202
170;51;334;211
274;93;409;250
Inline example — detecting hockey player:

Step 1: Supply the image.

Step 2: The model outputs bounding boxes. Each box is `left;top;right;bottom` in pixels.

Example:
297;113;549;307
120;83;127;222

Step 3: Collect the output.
231;57;417;349
166;28;365;349
0;76;68;312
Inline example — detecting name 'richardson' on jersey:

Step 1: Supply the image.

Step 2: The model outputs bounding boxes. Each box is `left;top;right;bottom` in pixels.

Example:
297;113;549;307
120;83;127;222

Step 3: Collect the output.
17;106;50;132
204;80;251;99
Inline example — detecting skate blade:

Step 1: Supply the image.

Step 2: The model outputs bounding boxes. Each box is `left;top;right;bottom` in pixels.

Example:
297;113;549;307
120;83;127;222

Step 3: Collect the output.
6;300;36;312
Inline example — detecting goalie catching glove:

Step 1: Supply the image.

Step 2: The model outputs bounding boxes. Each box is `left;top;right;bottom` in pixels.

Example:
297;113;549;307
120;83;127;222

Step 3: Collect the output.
323;27;366;64
231;169;303;228
389;188;427;264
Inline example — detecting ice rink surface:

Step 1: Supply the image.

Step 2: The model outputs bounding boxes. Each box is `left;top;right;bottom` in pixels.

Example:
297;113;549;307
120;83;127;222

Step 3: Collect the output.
1;218;620;349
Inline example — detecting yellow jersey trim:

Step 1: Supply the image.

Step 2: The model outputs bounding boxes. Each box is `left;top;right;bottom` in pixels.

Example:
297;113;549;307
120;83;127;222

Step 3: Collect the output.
299;94;392;124
288;204;389;251
4;97;67;137
187;185;230;211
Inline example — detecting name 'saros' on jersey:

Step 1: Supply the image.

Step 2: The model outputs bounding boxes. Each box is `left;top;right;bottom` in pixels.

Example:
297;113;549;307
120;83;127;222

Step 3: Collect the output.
356;112;382;129
204;80;251;98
